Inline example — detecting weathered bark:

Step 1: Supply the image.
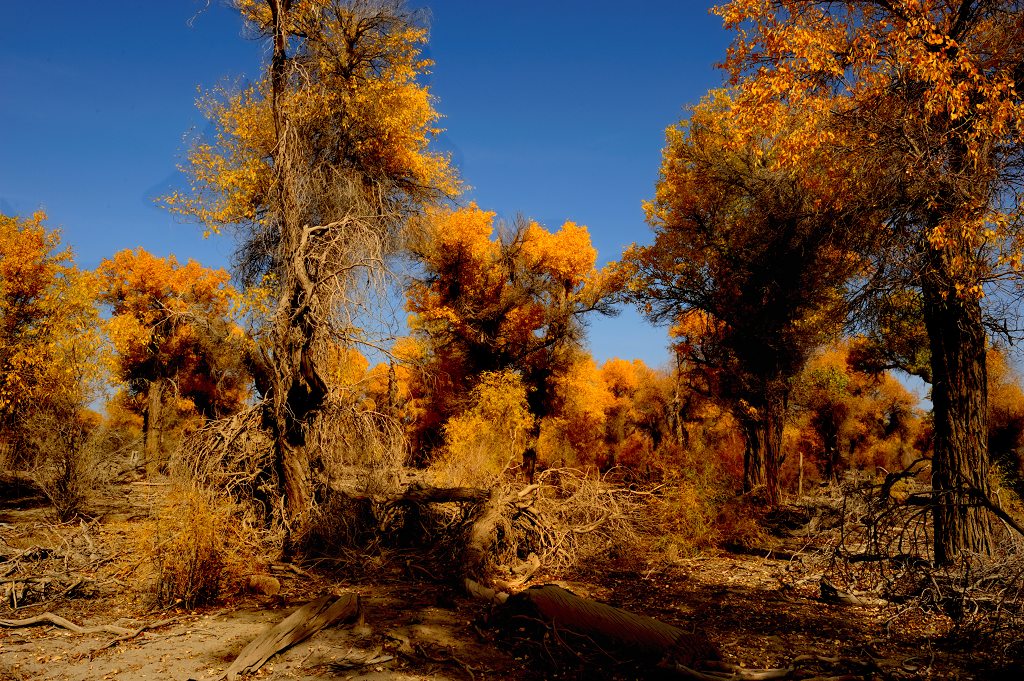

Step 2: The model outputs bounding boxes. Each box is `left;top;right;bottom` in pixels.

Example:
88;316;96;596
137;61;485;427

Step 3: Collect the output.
224;593;361;680
762;391;785;508
264;0;327;535
463;489;503;579
143;379;164;478
501;584;719;667
922;260;993;564
741;416;766;494
740;383;786;507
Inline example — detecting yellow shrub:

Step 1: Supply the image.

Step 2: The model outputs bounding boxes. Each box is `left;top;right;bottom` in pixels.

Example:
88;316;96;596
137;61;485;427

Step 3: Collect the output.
146;485;265;608
433;370;534;485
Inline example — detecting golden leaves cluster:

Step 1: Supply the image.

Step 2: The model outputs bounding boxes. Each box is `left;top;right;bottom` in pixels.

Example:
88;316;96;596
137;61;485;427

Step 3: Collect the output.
714;0;1024;286
97;249;247;416
0;212;100;418
164;0;458;234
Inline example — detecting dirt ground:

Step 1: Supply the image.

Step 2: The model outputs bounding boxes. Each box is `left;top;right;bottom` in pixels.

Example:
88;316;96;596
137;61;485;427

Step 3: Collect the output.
1;481;1018;681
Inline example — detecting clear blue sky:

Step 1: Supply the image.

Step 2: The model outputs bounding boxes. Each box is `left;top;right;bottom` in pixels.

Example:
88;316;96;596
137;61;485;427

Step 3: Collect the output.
0;1;732;369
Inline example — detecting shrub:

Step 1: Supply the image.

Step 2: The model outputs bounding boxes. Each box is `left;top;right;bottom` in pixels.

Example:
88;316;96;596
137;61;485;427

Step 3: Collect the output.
147;484;265;608
432;370;534;485
23;401;103;521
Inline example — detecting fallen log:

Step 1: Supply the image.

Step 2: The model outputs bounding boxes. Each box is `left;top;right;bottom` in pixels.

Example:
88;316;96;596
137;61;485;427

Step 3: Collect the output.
499;584;719;668
222;592;361;680
0;471;43;498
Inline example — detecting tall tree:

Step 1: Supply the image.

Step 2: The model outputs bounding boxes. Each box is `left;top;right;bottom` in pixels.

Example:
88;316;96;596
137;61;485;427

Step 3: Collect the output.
97;248;248;475
0;211;100;458
164;0;457;531
405;203;620;457
626;93;882;505
716;0;1024;561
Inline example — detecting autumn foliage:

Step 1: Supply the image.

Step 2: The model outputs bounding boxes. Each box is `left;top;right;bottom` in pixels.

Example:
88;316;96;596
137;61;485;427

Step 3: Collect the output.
98;248;248;473
7;0;1024;600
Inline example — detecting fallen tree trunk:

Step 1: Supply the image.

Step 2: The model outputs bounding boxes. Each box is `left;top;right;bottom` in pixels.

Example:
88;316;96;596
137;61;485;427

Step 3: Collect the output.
499;584;719;668
223;593;361;680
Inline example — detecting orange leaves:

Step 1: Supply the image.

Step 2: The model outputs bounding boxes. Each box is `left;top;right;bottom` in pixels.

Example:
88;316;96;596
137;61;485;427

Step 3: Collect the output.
97;249;247;419
0;212;99;418
163;0;459;235
521;220;598;289
98;249;234;372
407;204;614;371
715;0;1024;286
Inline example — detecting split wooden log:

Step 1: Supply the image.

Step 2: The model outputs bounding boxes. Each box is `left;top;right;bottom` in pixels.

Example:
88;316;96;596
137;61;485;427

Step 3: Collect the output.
500;584;719;668
222;592;360;680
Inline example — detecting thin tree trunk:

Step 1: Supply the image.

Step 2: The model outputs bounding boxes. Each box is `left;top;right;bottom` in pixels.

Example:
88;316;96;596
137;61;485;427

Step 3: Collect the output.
144;379;164;478
922;258;993;564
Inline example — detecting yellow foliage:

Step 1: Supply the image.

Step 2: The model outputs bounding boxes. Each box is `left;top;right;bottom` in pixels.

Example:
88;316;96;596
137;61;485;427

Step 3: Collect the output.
163;0;459;235
0;211;102;420
432;370;534;485
537;356;613;468
97;248;247;419
715;0;1024;288
521;220;598;289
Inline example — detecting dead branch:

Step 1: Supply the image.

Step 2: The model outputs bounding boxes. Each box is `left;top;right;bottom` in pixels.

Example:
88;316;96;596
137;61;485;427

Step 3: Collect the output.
0;612;134;636
819;577;890;607
90;616;185;654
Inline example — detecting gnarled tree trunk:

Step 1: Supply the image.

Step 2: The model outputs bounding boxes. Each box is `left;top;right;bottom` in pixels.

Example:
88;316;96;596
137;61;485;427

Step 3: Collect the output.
740;380;787;507
922;257;993;564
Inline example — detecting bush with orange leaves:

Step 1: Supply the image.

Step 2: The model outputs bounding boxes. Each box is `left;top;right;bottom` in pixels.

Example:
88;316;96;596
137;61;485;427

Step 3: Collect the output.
431;370;535;486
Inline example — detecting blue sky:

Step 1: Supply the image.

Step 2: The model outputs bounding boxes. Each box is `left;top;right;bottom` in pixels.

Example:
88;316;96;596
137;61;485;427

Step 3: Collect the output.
0;1;732;369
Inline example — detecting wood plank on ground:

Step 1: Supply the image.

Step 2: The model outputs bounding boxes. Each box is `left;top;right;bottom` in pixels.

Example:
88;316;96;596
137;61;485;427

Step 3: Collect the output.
223;592;361;679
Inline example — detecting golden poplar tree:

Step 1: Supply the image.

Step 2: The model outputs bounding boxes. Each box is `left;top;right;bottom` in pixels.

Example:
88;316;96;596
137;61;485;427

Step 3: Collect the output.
97;248;248;475
716;0;1024;561
163;0;457;534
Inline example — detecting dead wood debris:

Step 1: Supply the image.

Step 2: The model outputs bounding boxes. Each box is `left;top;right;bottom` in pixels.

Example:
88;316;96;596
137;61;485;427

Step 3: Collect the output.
0;611;135;636
0;610;183;653
221;592;361;680
500;583;719;667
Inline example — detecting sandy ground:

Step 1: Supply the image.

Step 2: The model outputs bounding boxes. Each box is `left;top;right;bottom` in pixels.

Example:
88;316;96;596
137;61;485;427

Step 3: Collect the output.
2;481;1017;680
1;583;525;681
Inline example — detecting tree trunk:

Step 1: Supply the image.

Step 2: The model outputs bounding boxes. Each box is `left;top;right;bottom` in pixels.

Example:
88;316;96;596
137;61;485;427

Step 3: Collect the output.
762;388;785;507
741;416;765;494
143;379;164;478
265;0;323;539
922;259;993;564
741;384;786;507
499;584;719;668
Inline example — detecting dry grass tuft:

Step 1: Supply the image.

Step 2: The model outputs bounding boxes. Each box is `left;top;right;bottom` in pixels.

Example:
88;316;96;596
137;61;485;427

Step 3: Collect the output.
135;482;274;609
